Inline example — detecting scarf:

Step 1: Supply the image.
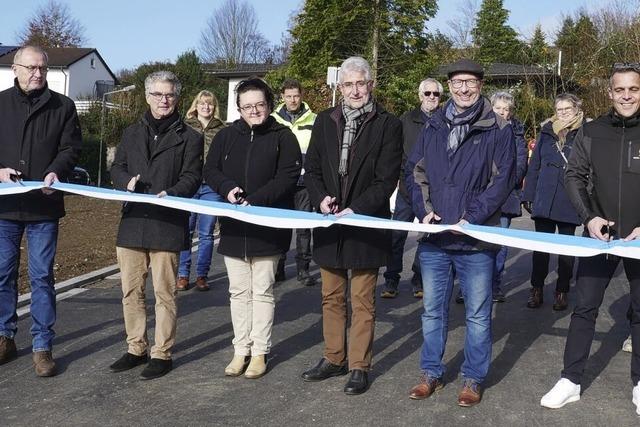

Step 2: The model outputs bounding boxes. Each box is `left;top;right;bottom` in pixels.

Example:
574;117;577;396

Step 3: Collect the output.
145;109;180;136
551;110;584;149
444;98;484;159
339;100;374;176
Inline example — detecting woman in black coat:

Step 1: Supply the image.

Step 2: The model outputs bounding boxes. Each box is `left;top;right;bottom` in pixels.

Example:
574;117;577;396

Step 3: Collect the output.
522;93;584;311
203;78;301;379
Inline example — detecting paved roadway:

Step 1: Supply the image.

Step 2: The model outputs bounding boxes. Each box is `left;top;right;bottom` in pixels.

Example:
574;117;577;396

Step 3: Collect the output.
1;216;638;426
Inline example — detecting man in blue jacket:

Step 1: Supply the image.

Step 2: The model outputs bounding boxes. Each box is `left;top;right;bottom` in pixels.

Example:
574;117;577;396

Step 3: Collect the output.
405;59;515;407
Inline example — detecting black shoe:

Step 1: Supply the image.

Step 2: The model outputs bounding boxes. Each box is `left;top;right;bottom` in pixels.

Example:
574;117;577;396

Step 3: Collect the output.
109;352;148;372
493;289;506;303
140;358;173;380
455;292;464;304
411;274;423;298
297;269;316;286
380;279;399;298
301;358;348;382
344;369;369;395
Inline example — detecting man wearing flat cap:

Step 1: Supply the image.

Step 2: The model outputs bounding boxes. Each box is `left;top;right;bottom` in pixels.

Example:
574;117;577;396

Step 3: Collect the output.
404;58;516;406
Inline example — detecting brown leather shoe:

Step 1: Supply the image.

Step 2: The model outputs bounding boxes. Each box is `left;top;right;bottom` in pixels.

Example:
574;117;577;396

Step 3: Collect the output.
409;373;443;400
176;277;189;291
458;380;482;407
33;351;56;377
553;291;568;311
527;287;543;308
195;276;210;291
0;336;17;365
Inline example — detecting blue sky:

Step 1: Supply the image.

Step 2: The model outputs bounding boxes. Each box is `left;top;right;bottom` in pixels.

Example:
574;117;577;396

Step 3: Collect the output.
0;0;618;73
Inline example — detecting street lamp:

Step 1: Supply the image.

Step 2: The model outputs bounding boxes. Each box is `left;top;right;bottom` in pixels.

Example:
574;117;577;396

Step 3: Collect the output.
98;84;136;187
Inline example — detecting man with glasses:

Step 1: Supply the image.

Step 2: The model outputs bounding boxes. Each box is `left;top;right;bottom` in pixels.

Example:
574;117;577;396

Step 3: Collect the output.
381;78;442;299
405;59;515;406
302;56;402;395
109;70;202;380
541;63;640;415
272;79;317;286
0;45;82;377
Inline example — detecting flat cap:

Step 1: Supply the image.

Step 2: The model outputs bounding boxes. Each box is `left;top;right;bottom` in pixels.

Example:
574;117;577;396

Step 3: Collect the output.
447;59;484;80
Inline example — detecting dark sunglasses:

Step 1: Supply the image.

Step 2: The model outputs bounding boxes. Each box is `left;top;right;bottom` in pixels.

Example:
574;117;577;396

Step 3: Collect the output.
612;62;640;72
423;91;440;98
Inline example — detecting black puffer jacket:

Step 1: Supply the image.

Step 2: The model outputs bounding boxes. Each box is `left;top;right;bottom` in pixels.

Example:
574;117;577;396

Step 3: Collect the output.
0;80;82;221
565;109;640;238
203;116;301;258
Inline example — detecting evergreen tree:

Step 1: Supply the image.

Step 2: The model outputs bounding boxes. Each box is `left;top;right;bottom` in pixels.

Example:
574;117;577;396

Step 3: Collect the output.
527;24;548;64
472;0;523;64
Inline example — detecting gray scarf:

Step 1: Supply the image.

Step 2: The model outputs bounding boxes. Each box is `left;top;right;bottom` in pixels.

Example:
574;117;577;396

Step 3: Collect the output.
339;100;374;176
444;98;484;159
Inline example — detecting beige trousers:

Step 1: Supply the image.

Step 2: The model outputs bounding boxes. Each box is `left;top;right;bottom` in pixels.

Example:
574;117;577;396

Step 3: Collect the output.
116;246;178;360
223;255;279;356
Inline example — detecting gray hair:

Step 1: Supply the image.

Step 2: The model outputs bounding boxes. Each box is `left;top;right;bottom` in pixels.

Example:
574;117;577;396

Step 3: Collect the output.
554;93;582;110
13;45;48;65
490;91;515;110
338;56;372;82
418;78;443;96
144;70;182;96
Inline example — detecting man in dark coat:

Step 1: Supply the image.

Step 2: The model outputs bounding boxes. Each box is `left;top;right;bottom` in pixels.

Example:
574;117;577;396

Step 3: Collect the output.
405;59;515;407
381;77;442;299
109;71;202;380
0;46;82;377
301;56;402;395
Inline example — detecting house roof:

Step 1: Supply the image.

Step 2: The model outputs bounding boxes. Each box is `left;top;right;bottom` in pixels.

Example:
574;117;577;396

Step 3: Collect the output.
203;62;280;78
437;62;549;79
0;46;18;57
0;47;116;81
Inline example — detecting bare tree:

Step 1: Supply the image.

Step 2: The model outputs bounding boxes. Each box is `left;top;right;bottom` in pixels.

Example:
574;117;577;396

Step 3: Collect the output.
17;0;87;48
447;0;479;48
199;0;272;65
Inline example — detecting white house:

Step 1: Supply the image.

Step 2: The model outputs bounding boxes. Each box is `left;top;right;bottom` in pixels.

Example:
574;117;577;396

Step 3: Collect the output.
0;46;116;102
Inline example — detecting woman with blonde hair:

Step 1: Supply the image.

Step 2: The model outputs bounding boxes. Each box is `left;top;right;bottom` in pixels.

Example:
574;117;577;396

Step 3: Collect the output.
176;90;225;292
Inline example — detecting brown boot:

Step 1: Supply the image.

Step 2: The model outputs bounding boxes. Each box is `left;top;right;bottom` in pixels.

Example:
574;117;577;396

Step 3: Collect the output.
33;351;56;377
527;287;543;308
458;380;482;407
0;336;17;365
409;373;443;400
195;276;210;291
176;277;189;291
553;291;568;311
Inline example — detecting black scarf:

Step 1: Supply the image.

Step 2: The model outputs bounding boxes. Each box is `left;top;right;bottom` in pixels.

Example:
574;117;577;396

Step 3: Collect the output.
145;109;180;136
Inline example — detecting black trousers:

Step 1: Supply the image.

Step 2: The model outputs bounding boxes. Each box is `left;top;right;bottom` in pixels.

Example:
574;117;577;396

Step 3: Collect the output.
531;218;577;292
280;186;313;270
561;254;640;384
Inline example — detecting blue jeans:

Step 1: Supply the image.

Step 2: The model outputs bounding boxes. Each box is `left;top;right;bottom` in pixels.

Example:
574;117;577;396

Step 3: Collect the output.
0;219;59;351
418;241;495;383
384;193;420;281
493;215;511;293
178;184;223;278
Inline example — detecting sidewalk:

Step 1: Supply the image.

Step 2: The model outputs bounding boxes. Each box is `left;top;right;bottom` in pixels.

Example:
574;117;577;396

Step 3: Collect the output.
1;218;638;425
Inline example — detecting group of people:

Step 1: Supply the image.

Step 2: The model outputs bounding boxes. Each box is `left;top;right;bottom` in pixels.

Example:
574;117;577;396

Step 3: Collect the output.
2;45;640;416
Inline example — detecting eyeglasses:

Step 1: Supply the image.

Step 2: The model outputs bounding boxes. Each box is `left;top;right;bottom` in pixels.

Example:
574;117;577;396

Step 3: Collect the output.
555;107;576;114
340;80;370;90
449;79;481;89
14;64;48;74
197;101;213;107
423;91;441;98
612;62;640;72
148;92;177;101
239;102;267;113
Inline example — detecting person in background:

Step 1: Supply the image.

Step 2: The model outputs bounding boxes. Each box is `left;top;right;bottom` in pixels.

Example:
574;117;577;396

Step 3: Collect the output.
380;78;442;299
176;90;225;292
0;45;82;377
272;79;317;286
204;78;301;379
522;93;585;311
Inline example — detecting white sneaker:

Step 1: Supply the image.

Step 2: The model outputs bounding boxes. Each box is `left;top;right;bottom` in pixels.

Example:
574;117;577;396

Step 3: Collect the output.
633;381;640;415
623;335;633;353
540;378;581;409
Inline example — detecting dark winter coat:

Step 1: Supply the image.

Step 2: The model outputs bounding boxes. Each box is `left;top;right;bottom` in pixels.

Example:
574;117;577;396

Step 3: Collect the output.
565;109;640;238
184;115;225;160
0;80;82;221
304;102;402;269
405;98;516;251
500;118;529;217
110;114;203;252
203;115;301;258
522;121;582;225
398;106;430;202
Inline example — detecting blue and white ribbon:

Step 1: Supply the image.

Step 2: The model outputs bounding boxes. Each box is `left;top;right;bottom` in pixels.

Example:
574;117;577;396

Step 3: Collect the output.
2;181;639;259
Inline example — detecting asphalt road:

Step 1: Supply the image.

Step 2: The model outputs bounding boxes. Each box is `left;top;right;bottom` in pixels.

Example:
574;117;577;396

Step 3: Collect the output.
1;216;638;426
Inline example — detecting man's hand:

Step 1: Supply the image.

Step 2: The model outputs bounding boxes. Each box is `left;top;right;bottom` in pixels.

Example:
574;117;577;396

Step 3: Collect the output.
624;226;640;241
227;187;246;204
422;211;441;224
0;167;20;183
587;216;615;241
320;196;338;215
157;190;167;198
127;174;140;192
42;172;58;195
450;218;469;235
335;207;353;217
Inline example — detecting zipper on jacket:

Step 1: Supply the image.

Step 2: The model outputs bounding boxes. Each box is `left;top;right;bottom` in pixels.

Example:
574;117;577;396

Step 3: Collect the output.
618;121;625;241
243;128;255;260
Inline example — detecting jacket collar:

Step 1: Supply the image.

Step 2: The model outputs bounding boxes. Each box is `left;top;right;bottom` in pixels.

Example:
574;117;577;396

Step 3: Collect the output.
430;97;499;131
275;102;312;123
185;115;224;132
231;115;286;135
606;108;640;128
12;78;51;112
